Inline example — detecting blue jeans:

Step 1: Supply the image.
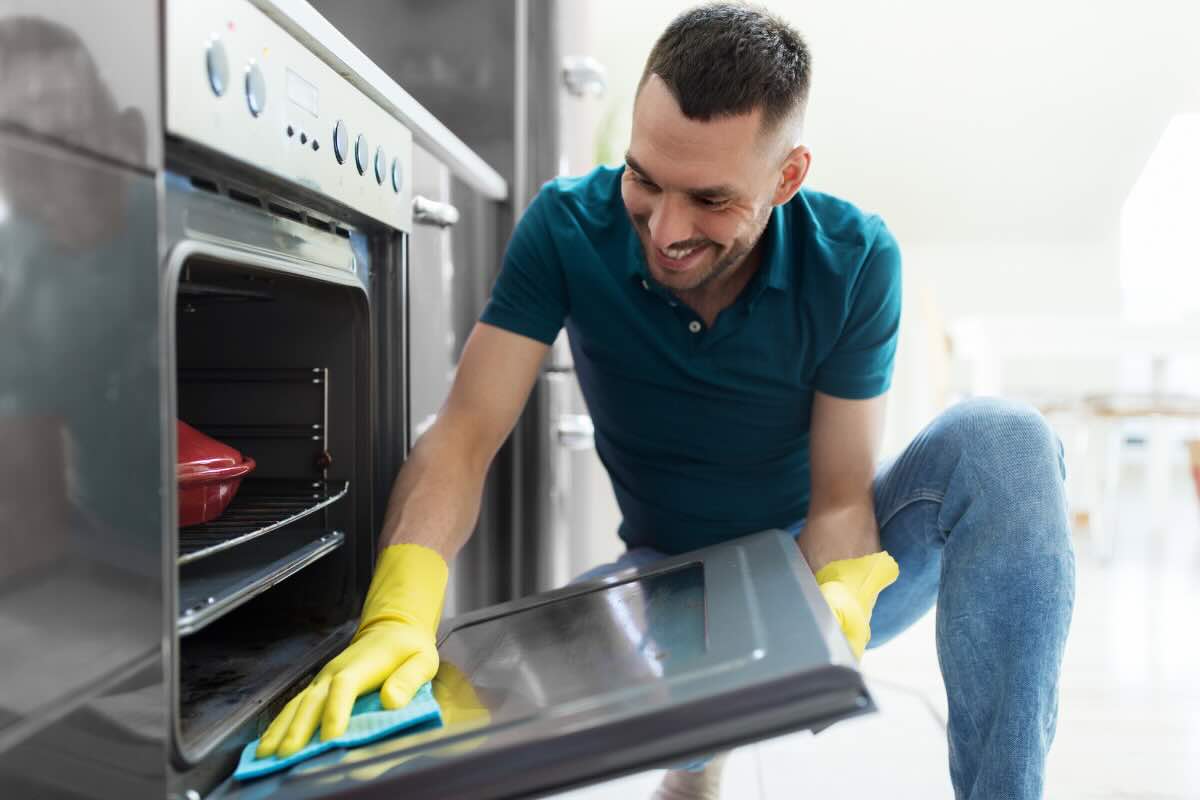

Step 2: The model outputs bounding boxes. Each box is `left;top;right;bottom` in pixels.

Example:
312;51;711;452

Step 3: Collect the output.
574;398;1076;800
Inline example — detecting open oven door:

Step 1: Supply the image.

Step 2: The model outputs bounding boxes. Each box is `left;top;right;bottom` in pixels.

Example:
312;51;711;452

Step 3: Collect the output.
208;530;872;799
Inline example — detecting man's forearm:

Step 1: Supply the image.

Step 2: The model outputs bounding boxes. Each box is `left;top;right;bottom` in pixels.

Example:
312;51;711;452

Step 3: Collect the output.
798;502;881;574
376;419;491;561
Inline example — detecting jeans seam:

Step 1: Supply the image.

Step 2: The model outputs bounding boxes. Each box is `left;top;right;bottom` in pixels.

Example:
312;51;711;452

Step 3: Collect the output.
877;489;944;531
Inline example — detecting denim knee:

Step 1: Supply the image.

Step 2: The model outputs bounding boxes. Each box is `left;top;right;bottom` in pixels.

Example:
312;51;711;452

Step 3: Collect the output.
931;397;1064;484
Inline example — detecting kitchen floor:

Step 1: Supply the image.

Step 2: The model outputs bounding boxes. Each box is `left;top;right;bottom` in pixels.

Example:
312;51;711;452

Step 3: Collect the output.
547;462;1200;800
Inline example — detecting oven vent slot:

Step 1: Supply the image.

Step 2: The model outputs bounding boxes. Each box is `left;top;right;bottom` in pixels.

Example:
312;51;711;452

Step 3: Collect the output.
305;215;333;234
227;186;263;208
268;202;304;223
180;169;360;235
190;175;220;194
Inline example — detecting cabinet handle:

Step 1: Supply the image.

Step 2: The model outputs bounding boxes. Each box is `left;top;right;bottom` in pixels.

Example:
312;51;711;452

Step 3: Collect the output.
561;56;607;98
556;414;595;451
412;195;460;228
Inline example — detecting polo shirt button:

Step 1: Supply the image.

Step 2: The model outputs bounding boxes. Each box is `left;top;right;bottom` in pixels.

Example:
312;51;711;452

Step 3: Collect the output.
688;320;702;333
641;279;650;290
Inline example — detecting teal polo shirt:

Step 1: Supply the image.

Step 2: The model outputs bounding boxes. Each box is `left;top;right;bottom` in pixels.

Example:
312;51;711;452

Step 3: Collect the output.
481;166;901;555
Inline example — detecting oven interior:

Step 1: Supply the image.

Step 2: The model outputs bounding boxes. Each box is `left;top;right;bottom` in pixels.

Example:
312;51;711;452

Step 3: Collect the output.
171;255;373;764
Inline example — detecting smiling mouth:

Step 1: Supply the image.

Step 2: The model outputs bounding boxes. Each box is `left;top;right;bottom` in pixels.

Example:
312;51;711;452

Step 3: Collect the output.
654;242;709;272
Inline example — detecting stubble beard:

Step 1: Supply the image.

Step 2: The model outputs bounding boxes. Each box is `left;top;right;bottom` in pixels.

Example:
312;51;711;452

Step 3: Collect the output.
636;208;771;297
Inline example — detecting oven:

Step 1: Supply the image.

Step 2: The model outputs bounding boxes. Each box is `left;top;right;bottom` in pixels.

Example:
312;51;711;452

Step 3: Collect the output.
161;0;419;790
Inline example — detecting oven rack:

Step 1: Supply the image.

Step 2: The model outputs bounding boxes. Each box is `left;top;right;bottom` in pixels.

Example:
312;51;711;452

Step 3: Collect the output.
178;528;345;637
178;479;350;564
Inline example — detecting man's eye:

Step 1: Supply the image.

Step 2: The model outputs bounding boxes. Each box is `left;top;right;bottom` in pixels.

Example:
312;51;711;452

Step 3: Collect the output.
631;174;659;191
696;197;727;208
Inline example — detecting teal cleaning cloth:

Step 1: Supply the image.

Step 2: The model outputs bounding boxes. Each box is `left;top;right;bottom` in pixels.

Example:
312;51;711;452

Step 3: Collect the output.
234;683;442;781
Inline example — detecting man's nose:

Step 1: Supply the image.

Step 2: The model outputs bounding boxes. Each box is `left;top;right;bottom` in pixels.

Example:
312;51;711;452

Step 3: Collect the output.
648;194;694;251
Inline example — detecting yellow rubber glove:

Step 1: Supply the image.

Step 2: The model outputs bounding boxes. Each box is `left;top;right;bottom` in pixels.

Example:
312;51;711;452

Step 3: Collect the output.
313;660;493;785
815;551;899;661
256;543;448;759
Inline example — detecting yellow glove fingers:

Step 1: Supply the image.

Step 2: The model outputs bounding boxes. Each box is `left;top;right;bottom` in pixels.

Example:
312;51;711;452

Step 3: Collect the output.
321;672;367;742
819;580;870;660
853;553;900;615
256;690;305;758
278;677;331;758
318;641;407;742
381;647;440;709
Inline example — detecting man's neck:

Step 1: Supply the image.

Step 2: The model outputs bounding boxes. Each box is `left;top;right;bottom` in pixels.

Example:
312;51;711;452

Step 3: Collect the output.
674;238;765;327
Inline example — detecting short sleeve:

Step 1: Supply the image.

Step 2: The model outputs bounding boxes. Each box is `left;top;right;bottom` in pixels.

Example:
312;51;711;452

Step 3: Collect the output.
812;223;902;399
479;183;569;345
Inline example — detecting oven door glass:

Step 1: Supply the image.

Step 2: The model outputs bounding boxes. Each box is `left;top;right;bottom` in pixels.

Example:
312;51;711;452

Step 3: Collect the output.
209;530;872;799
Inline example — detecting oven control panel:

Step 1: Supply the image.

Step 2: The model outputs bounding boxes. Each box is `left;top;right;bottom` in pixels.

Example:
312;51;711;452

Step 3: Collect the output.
166;0;413;233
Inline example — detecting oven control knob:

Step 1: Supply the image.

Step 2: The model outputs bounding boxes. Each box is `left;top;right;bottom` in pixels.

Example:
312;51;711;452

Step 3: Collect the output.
205;36;228;97
244;60;266;117
390;157;403;193
332;120;348;164
374;146;387;185
354;133;369;175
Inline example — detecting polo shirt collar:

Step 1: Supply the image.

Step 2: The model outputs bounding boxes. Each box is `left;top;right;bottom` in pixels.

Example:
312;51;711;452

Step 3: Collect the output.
759;204;790;292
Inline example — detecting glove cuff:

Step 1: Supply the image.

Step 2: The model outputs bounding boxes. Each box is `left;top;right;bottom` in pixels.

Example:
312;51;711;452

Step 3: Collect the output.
814;551;900;595
355;543;449;640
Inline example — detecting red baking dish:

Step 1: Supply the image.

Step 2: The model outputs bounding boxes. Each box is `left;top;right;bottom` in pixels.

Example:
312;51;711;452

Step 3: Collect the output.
177;420;256;527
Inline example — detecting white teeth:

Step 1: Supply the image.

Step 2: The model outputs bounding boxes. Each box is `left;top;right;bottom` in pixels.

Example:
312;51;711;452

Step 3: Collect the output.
664;245;700;260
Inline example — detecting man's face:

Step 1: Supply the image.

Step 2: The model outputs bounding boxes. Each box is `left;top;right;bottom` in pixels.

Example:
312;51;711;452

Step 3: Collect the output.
622;75;790;295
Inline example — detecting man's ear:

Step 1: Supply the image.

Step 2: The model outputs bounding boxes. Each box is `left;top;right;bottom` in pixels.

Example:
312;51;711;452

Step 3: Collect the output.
772;144;811;206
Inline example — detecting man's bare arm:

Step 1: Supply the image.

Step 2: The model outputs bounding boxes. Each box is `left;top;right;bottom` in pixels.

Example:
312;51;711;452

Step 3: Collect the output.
377;322;548;560
800;391;888;573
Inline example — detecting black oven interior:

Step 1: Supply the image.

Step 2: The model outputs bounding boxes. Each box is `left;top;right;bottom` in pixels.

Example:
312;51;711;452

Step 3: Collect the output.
171;255;374;764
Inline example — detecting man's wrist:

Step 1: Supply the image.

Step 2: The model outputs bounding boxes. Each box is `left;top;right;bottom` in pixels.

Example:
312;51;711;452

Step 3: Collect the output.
798;506;881;574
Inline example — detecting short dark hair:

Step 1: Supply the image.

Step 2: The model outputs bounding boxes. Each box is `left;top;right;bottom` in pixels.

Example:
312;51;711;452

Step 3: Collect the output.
639;2;811;135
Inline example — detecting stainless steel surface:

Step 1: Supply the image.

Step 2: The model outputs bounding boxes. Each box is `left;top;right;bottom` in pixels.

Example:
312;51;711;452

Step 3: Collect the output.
412;194;461;228
0;129;167;794
178;480;350;564
406;143;508;618
178;529;345;636
166;0;415;232
0;3;162;170
407;145;457;451
208;531;872;800
252;0;508;201
521;371;619;591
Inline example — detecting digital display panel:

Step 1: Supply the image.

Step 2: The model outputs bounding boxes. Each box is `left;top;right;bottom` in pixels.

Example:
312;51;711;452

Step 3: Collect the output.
286;68;318;117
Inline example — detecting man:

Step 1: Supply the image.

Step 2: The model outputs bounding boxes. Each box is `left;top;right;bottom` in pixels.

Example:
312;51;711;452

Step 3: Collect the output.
257;4;1075;798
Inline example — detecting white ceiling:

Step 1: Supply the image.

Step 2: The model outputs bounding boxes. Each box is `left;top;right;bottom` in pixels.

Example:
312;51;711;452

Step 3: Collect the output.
587;0;1200;245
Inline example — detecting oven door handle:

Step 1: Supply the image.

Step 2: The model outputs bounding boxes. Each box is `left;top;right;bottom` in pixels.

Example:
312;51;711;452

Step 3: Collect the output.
412;195;460;228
